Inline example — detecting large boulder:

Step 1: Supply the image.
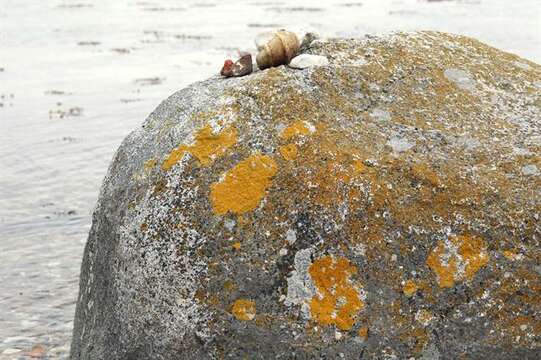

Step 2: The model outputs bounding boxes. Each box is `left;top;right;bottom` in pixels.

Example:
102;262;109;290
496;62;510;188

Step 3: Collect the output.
71;32;541;359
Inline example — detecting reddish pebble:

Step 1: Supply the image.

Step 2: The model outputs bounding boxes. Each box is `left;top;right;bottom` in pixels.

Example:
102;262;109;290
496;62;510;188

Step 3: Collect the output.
221;59;235;77
220;54;253;78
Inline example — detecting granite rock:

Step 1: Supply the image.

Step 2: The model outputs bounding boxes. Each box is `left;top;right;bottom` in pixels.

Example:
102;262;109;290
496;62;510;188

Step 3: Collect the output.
71;31;541;359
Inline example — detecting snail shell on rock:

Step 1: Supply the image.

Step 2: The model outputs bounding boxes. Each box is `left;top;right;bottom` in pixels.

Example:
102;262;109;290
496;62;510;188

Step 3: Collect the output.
255;30;300;70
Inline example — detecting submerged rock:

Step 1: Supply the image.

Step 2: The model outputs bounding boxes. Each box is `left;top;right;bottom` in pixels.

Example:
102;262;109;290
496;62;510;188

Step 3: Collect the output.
71;32;541;359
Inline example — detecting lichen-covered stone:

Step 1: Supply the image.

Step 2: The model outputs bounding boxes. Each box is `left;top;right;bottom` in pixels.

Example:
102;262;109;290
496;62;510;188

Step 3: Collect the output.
70;32;541;359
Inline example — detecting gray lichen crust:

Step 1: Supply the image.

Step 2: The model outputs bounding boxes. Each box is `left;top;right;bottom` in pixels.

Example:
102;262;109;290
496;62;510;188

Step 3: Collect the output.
70;32;541;360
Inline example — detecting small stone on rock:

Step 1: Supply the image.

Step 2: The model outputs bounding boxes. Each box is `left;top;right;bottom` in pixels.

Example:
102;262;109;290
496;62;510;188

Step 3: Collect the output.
289;54;329;69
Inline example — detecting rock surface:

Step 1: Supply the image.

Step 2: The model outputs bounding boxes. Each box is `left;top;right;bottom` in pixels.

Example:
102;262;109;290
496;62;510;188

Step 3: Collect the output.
71;32;541;359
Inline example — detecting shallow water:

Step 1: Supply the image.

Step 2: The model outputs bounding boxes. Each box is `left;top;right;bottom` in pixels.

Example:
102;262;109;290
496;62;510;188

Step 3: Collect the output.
0;0;539;358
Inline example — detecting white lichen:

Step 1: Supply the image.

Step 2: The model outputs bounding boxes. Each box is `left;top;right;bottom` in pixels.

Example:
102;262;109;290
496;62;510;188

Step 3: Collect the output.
521;164;539;176
370;108;392;122
387;136;414;153
284;248;316;319
285;229;297;245
444;68;476;91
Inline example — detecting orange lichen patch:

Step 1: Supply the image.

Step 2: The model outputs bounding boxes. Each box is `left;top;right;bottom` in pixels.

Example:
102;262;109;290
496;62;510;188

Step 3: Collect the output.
231;299;256;321
162;125;237;171
426;241;458;288
281;120;314;140
210;154;278;215
308;255;364;331
457;235;489;279
403;280;419;296
279;144;299;160
232;242;241;250
352;160;366;174
427;235;489;288
358;326;369;339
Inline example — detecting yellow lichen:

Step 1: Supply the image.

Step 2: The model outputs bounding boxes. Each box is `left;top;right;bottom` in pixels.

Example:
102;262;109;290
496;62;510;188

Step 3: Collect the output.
279;143;299;160
281;120;314;140
352;160;366;174
232;242;241;250
427;235;489;288
426;242;458;288
210;154;278;215
308;255;364;330
457;235;489;280
358;326;369;339
231;299;256;321
403;280;419;296
162;125;237;171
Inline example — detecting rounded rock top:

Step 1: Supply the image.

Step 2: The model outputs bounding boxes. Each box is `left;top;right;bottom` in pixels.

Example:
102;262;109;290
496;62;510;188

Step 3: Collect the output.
71;31;541;360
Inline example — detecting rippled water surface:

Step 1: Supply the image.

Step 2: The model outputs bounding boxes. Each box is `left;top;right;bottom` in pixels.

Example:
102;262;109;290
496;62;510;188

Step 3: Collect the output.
1;0;539;358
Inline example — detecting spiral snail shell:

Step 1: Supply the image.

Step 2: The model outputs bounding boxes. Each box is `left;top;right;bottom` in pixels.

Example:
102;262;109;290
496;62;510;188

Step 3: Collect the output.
255;30;300;70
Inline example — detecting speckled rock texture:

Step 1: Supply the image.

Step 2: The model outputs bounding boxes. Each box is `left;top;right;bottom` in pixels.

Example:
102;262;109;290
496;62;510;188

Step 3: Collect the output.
70;32;541;360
